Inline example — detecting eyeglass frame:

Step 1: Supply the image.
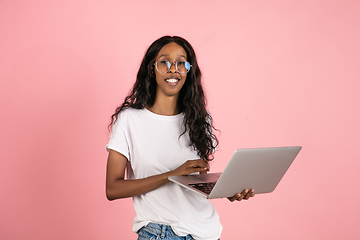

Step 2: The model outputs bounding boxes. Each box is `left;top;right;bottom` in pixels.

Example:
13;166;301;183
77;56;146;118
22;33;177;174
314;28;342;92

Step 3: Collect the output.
153;60;192;74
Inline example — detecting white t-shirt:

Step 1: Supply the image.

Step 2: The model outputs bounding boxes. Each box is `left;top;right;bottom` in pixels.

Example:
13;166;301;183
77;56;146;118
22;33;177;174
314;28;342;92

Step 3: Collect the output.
106;107;222;240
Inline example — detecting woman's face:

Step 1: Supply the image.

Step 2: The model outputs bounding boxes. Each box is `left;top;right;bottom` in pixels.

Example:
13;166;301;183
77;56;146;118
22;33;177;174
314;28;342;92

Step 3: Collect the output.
154;42;188;98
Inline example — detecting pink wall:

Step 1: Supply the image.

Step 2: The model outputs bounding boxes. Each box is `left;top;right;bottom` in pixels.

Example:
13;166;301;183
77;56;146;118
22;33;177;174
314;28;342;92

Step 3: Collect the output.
1;0;359;239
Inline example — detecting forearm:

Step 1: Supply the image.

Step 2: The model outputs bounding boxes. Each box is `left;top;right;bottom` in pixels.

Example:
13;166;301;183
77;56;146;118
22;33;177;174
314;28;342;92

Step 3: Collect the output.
106;152;208;201
106;171;172;200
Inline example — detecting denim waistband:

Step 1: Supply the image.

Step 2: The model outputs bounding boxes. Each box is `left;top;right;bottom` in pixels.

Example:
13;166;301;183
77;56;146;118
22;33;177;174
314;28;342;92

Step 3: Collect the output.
142;222;194;239
147;222;176;238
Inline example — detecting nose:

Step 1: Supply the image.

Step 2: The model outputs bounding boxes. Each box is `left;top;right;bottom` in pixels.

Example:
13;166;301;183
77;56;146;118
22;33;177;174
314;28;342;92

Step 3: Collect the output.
168;62;177;73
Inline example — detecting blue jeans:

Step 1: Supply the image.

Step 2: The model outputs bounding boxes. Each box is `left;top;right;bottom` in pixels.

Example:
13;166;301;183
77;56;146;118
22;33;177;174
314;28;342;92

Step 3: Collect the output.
137;222;204;240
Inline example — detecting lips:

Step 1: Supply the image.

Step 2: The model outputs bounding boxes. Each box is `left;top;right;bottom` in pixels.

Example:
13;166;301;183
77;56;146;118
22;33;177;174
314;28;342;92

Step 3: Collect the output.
165;77;181;86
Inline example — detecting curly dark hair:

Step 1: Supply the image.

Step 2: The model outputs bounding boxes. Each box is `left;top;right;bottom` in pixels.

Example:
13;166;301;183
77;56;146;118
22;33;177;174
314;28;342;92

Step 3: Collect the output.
109;36;218;161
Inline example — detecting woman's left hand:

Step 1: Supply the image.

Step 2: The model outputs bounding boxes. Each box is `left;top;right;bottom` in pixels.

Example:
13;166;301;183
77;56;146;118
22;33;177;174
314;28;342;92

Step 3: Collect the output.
227;189;255;202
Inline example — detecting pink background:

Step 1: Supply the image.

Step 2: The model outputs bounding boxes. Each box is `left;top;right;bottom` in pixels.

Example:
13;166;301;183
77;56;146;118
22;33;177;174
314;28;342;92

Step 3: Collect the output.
1;0;359;239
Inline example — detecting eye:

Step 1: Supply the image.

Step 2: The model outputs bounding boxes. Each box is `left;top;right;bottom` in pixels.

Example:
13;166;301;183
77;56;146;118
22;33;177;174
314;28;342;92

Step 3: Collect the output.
177;61;185;66
158;60;170;68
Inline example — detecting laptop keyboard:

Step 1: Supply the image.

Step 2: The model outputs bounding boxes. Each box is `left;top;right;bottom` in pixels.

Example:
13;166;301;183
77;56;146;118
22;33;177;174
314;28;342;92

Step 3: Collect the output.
189;182;216;195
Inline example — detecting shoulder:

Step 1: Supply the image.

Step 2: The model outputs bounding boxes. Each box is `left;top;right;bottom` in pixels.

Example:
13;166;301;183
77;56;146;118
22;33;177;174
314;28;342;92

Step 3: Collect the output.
117;107;144;118
112;107;145;127
114;107;148;125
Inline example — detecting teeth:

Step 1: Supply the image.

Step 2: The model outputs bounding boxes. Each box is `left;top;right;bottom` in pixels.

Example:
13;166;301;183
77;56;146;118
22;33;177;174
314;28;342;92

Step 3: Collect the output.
166;78;179;83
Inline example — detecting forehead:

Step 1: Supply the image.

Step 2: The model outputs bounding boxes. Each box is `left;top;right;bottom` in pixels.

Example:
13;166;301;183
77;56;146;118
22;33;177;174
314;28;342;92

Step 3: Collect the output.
156;42;187;59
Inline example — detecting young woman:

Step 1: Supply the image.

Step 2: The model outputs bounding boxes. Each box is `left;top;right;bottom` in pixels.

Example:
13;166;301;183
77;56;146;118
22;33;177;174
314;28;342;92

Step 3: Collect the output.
106;36;254;240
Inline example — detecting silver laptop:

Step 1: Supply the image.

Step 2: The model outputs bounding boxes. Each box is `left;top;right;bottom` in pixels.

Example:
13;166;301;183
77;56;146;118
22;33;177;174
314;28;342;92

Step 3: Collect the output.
168;146;302;199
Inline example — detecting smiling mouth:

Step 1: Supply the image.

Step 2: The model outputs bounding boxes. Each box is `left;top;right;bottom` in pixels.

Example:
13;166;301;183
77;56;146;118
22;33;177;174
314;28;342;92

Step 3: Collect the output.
165;78;179;83
165;77;181;86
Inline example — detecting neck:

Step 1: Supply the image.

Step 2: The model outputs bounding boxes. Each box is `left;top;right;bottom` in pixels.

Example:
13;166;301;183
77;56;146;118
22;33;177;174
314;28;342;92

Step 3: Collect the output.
147;94;180;116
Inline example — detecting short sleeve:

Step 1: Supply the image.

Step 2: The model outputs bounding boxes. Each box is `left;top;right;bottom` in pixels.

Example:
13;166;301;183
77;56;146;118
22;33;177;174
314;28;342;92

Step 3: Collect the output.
105;117;130;161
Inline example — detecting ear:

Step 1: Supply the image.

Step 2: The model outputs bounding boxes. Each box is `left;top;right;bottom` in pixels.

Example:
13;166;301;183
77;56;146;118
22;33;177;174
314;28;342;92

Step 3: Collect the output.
150;59;156;78
150;65;155;78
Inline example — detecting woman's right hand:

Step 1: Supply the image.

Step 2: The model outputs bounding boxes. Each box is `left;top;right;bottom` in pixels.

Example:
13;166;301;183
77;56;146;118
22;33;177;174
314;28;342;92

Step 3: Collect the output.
168;159;209;177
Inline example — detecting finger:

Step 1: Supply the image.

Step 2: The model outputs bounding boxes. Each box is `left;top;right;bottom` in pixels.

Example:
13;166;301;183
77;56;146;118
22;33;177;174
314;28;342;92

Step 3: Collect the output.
186;160;201;168
190;165;208;171
197;161;210;170
228;193;240;202
244;189;255;200
236;189;248;201
185;166;208;175
249;189;255;198
227;197;235;202
244;191;251;200
232;193;241;202
191;159;209;168
190;161;209;171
